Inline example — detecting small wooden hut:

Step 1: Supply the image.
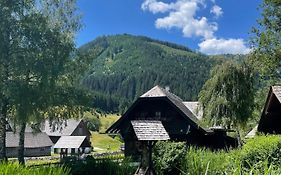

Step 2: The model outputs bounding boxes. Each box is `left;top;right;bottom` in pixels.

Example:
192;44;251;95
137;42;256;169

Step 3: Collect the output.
54;136;92;160
131;120;169;175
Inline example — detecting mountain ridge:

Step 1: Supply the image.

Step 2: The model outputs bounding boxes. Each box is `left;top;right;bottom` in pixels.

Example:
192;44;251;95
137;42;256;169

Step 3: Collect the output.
78;34;237;112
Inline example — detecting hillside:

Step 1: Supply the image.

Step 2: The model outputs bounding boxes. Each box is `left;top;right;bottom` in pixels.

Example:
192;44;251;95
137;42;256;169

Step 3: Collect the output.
78;34;225;112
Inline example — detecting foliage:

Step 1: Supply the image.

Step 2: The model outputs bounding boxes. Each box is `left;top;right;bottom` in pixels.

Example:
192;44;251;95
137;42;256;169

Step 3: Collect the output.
154;136;281;175
153;141;187;175
85;117;101;132
67;156;134;175
78;34;226;112
199;61;255;128
180;147;237;175
0;0;92;163
250;0;281;77
240;135;281;169
0;162;69;175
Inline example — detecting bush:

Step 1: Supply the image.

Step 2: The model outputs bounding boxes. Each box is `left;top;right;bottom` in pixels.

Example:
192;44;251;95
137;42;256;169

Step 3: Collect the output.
85;117;101;132
153;141;187;175
240;135;281;169
175;135;281;175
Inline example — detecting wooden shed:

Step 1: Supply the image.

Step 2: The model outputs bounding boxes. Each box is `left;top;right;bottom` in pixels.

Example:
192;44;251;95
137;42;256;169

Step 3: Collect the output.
6;132;52;157
54;136;92;156
106;85;237;158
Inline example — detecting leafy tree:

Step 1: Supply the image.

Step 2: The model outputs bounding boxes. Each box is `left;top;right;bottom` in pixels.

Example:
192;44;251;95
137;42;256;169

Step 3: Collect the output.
0;0;36;161
250;0;281;77
198;61;255;128
0;0;89;164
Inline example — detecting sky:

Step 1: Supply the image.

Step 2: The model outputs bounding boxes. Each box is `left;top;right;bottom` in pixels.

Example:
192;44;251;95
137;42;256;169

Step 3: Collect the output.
76;0;262;55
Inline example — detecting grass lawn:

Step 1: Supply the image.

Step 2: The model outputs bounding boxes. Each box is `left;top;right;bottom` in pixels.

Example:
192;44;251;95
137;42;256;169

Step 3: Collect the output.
99;114;120;133
85;112;123;152
91;132;123;152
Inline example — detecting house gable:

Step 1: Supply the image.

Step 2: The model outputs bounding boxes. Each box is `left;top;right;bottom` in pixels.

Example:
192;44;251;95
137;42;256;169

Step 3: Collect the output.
106;86;207;141
258;86;281;134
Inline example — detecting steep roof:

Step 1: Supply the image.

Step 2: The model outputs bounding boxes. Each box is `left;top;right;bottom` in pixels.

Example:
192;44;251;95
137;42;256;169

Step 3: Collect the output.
183;101;203;120
131;120;170;141
6;132;53;148
43;119;82;136
106;85;206;134
245;125;258;139
140;85;200;125
272;86;281;103
258;85;281;133
54;136;91;149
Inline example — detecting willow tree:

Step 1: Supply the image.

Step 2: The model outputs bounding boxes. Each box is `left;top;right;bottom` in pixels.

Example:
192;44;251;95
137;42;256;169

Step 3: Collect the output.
198;61;255;129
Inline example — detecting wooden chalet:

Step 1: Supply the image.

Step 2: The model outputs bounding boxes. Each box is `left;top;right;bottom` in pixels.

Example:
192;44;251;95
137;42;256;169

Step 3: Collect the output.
106;85;237;158
258;86;281;134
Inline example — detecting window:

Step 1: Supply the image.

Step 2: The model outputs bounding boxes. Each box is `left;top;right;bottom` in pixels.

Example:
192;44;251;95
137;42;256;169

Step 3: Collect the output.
155;111;161;119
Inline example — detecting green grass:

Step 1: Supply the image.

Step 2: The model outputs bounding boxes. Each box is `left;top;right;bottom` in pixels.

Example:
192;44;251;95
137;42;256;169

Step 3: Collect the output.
99;114;120;133
84;112;122;152
91;131;123;152
0;162;69;175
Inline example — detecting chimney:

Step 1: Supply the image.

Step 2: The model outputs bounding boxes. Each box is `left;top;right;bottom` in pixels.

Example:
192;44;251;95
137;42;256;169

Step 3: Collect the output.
165;86;170;92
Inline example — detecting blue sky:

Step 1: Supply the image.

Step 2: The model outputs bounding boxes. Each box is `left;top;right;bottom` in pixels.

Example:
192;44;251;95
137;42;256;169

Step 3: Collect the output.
76;0;262;55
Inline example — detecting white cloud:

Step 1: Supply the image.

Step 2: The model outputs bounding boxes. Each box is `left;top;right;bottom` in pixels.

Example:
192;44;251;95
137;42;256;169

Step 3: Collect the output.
211;5;223;18
141;0;171;14
198;38;251;55
142;0;217;39
141;0;251;55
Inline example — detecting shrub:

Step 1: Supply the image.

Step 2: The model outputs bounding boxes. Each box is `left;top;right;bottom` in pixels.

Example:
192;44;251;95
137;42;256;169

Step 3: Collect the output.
68;156;135;175
240;135;281;169
85;117;101;132
153;141;187;175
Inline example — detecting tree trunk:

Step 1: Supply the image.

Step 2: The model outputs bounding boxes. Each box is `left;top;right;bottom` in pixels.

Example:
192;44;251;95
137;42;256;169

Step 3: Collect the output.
0;110;7;161
18;121;26;164
0;100;8;161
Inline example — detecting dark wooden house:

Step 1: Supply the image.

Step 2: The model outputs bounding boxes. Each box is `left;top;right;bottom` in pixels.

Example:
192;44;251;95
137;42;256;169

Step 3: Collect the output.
106;85;237;157
258;86;281;134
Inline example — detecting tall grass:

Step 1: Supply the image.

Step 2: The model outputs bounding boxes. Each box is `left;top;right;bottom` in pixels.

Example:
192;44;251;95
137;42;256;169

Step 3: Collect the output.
0;162;70;175
68;156;135;175
154;136;281;175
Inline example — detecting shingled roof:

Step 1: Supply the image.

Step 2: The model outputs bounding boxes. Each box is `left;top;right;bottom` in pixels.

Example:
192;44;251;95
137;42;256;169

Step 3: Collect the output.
6;132;53;148
43;119;82;136
106;85;206;134
131;120;170;141
54;136;91;149
142;86;201;125
272;86;281;103
258;85;281;133
183;101;203;120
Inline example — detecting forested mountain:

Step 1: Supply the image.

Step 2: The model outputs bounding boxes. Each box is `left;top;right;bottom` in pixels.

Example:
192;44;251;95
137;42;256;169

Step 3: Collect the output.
78;34;226;113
